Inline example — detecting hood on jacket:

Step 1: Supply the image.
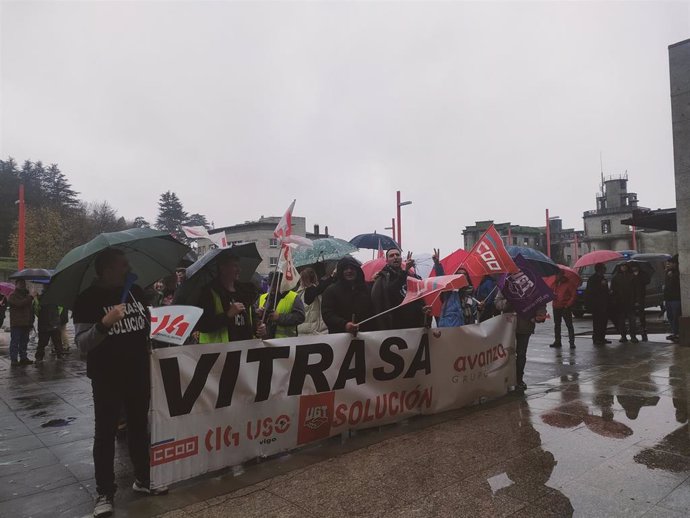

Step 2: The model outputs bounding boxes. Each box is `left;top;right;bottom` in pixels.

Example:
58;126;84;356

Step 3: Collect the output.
336;256;365;285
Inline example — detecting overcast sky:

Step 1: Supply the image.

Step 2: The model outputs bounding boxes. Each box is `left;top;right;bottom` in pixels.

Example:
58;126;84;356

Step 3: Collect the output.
2;0;688;255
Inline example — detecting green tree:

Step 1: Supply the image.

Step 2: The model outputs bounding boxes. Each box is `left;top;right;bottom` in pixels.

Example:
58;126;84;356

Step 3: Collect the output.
43;163;79;210
132;216;150;228
0;158;20;256
156;191;188;239
186;213;210;229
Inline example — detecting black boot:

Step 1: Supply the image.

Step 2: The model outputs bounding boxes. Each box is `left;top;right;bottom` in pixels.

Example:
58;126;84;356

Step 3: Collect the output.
641;333;648;342
550;341;562;348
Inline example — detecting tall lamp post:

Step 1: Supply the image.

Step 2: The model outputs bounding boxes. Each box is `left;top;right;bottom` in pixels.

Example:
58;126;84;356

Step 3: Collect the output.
18;184;25;270
385;218;396;243
396;191;412;249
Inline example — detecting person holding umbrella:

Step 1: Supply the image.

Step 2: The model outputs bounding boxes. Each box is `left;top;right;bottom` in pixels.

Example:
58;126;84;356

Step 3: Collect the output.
196;254;260;343
551;270;577;349
611;262;638;343
73;248;169;517
7;279;36;366
586;263;611;346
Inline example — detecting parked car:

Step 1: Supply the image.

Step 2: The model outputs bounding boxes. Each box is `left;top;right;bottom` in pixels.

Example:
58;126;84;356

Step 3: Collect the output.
572;252;671;317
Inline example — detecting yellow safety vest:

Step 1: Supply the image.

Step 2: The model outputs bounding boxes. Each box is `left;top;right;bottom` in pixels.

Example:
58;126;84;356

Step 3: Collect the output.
259;291;298;338
198;289;252;344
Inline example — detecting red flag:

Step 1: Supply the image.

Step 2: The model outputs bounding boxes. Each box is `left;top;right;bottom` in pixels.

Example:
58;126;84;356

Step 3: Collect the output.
464;225;518;278
401;274;468;306
377;240;384;259
358;274;468;326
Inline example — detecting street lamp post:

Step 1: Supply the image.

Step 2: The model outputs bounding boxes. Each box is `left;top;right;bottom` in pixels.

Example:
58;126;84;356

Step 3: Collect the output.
384;218;396;242
396;191;412;249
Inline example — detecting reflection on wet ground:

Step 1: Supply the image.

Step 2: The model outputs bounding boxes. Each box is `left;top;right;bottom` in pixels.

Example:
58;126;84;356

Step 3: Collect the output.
1;318;689;517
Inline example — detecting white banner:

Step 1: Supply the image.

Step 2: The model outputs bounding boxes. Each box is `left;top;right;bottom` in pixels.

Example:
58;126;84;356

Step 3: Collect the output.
149;314;517;488
149;305;203;346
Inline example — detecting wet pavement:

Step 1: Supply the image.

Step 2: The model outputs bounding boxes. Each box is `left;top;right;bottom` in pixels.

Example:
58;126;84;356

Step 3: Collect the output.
1;311;688;517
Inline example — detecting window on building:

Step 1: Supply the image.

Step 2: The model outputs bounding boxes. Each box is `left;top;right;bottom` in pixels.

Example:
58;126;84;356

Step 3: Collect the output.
269;256;278;267
523;238;529;246
535;238;540;247
512;237;518;245
567;255;572;264
269;238;278;248
601;220;611;234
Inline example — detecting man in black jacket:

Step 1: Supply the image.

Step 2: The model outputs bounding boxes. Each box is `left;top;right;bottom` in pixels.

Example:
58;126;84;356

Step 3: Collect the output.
322;256;377;334
611;263;638;343
34;292;66;361
371;249;426;330
585;263;611;346
73;248;167;518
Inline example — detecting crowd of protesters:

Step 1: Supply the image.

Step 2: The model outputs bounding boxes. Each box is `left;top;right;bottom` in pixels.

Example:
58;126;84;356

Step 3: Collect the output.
0;245;685;518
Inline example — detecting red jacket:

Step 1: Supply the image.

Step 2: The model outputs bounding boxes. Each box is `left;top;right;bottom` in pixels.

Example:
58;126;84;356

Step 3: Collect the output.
553;280;576;309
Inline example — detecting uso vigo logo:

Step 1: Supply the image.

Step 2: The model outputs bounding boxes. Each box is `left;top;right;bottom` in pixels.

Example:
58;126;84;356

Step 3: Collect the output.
150;436;198;466
297;392;335;445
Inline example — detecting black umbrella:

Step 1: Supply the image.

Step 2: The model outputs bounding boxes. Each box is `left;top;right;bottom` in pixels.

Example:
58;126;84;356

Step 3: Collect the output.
506;246;560;277
614;259;654;276
349;233;399;250
174;243;263;305
9;268;53;281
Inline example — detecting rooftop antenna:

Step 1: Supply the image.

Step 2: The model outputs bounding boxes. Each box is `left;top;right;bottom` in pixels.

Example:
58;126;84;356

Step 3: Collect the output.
600;151;604;188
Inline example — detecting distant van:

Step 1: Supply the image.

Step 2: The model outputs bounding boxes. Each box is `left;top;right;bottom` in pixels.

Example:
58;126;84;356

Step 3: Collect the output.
572;253;671;317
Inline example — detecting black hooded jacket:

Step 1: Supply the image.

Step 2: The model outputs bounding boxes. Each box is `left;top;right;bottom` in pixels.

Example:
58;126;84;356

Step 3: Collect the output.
321;257;377;334
371;264;426;330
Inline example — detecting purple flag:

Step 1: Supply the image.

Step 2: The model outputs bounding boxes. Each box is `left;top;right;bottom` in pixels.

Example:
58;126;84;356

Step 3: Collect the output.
498;254;554;319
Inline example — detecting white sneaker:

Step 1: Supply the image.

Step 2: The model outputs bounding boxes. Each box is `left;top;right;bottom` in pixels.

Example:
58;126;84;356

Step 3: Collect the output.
93;494;113;517
132;479;168;495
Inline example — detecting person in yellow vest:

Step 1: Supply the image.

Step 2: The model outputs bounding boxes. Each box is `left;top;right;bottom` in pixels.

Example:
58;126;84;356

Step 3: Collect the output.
257;272;305;339
196;254;259;343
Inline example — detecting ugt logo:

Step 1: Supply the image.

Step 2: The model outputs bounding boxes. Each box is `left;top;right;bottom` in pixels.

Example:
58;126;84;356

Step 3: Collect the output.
151;314;189;337
304;405;329;431
297;392;335;445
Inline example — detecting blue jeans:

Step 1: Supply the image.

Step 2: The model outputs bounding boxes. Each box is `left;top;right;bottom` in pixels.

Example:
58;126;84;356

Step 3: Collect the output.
10;326;31;361
666;300;682;336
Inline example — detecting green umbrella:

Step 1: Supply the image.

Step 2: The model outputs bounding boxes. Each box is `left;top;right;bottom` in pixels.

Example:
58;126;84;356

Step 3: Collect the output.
292;238;358;267
42;228;190;308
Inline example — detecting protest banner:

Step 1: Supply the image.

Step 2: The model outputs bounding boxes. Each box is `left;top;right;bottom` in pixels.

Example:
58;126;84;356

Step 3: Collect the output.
149;314;517;488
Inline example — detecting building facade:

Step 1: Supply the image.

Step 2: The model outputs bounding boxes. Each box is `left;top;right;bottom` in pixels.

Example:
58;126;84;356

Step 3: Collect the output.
197;216;330;276
582;173;646;252
462;219;586;267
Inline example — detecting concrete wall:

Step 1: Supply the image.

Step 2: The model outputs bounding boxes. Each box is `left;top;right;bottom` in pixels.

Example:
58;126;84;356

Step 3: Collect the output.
669;39;690;343
638;231;677;255
583;212;634;241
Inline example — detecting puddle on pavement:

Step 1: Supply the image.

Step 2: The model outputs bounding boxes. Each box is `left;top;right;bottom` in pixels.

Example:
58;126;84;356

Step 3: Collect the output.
41;417;77;428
